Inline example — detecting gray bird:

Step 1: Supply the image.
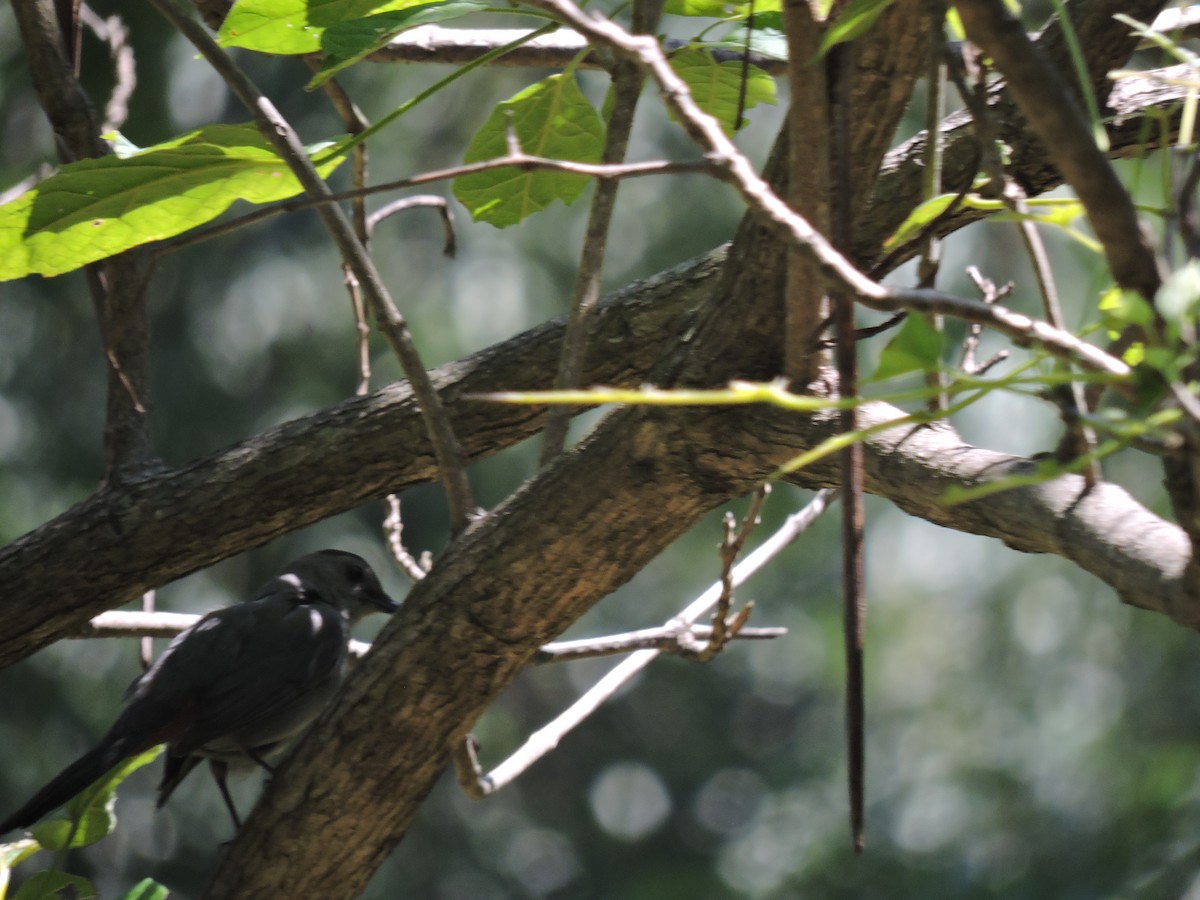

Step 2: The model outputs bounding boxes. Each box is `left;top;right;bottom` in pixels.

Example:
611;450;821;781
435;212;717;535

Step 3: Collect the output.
0;549;397;834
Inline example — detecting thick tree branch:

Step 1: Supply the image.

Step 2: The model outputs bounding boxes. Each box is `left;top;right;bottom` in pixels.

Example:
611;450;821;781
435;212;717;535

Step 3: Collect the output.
202;390;1198;895
0;252;724;668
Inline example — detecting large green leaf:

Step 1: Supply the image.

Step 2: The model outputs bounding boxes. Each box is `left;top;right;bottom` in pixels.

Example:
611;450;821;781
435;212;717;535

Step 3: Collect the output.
453;74;605;227
307;1;489;89
669;48;777;135
219;0;443;54
1;839;42;899
0;125;345;281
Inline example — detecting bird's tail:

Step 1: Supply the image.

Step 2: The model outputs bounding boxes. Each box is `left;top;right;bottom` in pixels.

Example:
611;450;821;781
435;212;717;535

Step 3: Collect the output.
0;741;127;834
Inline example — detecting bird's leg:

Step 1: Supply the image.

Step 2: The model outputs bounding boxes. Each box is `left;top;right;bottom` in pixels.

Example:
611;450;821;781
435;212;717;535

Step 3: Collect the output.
207;760;242;832
242;746;276;776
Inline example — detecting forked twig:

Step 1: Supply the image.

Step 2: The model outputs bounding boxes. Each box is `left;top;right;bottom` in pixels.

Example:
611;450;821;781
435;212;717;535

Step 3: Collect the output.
452;489;836;799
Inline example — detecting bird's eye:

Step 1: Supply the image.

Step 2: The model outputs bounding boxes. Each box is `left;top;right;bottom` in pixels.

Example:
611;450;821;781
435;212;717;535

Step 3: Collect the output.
346;564;365;584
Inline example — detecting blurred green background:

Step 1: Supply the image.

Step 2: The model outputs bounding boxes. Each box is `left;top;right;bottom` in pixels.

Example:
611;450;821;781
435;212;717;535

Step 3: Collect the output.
3;2;1200;898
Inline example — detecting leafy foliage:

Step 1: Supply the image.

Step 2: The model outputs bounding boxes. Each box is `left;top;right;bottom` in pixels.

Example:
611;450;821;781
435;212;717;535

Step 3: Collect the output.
2;749;162;899
0;125;344;280
306;2;490;88
870;314;946;381
217;0;442;55
668;48;777;134
454;74;605;226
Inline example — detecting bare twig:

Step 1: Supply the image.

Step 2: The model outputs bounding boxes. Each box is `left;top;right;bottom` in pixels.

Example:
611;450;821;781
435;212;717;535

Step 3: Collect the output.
77;611;785;660
534;623;785;662
384;494;433;582
149;0;476;533
947;42;1100;484
79;6;136;134
539;1;658;464
368;196;456;257
678;485;768;661
453;489;837;798
306;62;374;397
962;267;1012;375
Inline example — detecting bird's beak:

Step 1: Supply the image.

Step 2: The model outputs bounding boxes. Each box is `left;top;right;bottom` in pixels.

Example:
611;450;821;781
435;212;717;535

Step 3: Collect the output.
372;592;400;614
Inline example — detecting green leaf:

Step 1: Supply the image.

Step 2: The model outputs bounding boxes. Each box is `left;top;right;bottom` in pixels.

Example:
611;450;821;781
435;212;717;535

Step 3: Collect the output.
453;74;605;227
31;747;162;852
117;879;171;900
884;192;961;249
871;313;946;380
218;0;481;54
0;124;346;280
307;2;488;88
12;870;97;900
1098;285;1154;336
0;839;42;870
669;48;777;135
1;839;42;899
218;0;414;54
817;0;895;58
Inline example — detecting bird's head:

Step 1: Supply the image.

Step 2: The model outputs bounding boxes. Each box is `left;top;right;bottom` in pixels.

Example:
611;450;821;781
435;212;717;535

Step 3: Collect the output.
280;550;399;623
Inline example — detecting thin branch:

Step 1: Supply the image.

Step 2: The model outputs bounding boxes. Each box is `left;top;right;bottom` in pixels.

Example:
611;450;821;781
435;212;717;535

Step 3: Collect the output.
79;6;136;134
149;0;476;534
75;610;784;661
539;8;656;463
368;195;456;257
678;484;768;661
453;488;837;798
533;623;785;661
383;494;433;582
962;266;1012;375
372;25;788;74
307;61;374;397
826;41;868;855
152;154;712;258
946;42;1100;484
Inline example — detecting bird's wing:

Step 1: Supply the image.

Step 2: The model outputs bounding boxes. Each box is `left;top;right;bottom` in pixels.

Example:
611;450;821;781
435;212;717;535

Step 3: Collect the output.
122;591;349;757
